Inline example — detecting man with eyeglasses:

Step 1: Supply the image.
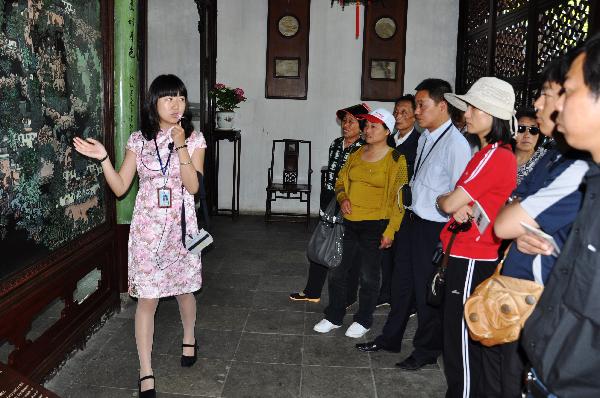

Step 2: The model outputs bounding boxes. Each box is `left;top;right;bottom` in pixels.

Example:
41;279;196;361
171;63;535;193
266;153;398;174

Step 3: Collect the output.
519;32;600;398
493;51;589;396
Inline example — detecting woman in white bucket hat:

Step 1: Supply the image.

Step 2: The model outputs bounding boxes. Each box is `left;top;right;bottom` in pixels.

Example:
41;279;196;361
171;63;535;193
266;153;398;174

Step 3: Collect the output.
436;77;518;397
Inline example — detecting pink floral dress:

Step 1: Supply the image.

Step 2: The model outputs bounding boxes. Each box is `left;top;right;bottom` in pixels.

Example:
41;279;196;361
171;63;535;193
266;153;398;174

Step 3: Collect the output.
126;129;207;298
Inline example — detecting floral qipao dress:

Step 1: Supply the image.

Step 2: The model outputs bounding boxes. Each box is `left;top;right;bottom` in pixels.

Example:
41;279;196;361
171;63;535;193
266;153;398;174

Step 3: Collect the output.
126;129;207;298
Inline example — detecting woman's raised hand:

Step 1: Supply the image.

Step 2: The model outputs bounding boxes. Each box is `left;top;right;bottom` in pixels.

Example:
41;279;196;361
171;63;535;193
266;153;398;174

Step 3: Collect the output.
170;123;186;147
73;137;108;160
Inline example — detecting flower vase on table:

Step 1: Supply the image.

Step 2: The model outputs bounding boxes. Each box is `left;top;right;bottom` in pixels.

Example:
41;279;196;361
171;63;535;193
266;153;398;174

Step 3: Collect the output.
216;111;235;130
210;83;246;130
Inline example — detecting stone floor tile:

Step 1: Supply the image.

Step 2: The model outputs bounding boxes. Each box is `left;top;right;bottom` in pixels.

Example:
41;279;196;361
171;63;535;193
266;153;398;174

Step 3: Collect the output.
195;328;242;361
154;355;230;397
74;349;140;390
198;286;256;308
60;384;137;398
252;290;307;312
202;273;260;290
373;368;446;397
300;365;375;398
302;335;371;368
244;309;305;335
257;275;313;293
195;306;250;331
221;362;301;398
234;332;303;364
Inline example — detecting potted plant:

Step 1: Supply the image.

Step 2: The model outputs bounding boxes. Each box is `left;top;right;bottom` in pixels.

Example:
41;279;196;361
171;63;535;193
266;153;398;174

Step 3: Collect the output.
209;83;246;129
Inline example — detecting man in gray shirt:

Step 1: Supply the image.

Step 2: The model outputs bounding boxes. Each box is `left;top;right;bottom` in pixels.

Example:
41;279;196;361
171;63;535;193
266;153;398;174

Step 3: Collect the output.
357;79;471;370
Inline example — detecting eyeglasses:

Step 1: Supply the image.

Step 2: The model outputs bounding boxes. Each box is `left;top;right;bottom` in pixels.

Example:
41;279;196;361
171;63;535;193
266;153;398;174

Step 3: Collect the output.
517;125;541;135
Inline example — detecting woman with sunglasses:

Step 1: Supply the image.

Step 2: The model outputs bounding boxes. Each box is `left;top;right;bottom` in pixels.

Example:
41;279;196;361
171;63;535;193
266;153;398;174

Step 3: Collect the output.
514;108;546;185
436;77;517;397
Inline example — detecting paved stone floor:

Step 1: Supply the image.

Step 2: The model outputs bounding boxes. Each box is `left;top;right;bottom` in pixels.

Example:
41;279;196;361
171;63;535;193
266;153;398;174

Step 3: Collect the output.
45;216;446;397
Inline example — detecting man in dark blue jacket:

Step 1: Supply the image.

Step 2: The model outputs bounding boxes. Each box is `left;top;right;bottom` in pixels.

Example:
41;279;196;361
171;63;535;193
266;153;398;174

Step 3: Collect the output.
519;32;600;398
377;95;421;307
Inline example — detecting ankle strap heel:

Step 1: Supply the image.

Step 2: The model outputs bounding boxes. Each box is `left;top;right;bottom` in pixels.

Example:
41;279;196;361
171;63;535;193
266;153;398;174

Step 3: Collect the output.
138;375;156;398
181;339;198;367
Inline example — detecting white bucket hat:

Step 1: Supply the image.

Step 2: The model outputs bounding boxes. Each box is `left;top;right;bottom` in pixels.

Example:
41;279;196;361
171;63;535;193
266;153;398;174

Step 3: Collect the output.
444;77;515;121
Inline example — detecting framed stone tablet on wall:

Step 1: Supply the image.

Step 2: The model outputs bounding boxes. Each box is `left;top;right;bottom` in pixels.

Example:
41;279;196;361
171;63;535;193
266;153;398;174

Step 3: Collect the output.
266;0;310;99
275;58;300;78
361;1;408;101
370;59;397;80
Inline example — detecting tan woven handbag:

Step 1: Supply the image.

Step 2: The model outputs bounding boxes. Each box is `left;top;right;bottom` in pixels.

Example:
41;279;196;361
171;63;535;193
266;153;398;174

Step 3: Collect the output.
464;253;544;347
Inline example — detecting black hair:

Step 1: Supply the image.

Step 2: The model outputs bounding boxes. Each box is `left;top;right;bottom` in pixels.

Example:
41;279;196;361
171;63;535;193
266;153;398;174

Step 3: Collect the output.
484;117;512;146
140;74;194;140
540;54;573;86
515;107;537;120
359;119;366;130
395;94;416;111
582;32;600;98
414;78;453;104
449;104;465;126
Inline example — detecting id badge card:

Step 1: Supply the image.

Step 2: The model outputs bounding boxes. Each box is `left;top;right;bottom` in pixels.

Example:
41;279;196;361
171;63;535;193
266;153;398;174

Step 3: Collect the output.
471;200;490;234
157;187;172;208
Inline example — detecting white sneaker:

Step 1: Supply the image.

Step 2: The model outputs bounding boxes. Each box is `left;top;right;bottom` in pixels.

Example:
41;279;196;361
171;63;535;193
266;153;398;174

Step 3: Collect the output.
313;319;341;333
345;322;369;338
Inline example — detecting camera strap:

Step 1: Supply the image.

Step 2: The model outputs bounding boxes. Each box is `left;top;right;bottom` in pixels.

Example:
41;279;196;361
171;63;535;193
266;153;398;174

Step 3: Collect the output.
411;124;452;184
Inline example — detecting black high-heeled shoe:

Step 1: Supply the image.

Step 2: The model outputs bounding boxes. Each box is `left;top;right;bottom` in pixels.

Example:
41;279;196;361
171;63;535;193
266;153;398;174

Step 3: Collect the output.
181;339;198;367
138;375;156;398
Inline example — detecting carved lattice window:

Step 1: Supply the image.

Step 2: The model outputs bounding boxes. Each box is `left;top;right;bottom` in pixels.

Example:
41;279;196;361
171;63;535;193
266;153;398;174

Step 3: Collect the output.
457;0;597;108
495;19;528;78
467;0;490;31
537;0;590;72
465;35;489;87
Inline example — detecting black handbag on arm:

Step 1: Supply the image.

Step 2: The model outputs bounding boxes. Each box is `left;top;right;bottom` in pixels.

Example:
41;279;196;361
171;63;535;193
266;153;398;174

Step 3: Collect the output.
307;197;344;269
426;220;472;307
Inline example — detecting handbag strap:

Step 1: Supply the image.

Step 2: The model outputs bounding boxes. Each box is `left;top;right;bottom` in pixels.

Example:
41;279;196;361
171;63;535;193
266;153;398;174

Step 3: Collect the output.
440;230;458;269
493;242;513;275
181;186;187;246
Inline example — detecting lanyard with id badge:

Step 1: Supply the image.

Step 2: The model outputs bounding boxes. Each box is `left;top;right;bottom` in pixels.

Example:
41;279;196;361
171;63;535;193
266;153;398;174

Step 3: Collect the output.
155;138;173;208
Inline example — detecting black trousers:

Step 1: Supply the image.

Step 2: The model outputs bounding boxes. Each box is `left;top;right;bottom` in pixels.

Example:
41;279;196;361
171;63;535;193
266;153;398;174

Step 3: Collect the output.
499;341;528;397
443;256;501;398
303;260;359;305
325;219;386;328
378;246;393;304
375;214;444;359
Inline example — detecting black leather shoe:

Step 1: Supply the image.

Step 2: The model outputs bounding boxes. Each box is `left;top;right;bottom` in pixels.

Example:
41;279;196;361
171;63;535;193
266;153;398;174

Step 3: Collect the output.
355;341;401;353
181;340;198;367
395;356;437;370
138;375;156;398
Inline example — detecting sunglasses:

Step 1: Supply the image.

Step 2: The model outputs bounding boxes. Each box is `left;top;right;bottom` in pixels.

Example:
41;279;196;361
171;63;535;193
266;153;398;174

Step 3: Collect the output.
517;125;541;135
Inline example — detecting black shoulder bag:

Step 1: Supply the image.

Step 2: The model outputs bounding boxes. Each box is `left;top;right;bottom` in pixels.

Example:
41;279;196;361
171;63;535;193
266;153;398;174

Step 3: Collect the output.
426;220;472;307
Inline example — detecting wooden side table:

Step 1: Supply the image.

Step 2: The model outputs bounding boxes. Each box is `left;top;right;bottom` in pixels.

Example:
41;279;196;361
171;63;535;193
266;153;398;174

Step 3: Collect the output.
212;129;241;218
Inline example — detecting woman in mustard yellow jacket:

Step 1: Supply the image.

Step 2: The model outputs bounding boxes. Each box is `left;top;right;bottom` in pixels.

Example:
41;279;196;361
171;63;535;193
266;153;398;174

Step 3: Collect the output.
313;108;408;338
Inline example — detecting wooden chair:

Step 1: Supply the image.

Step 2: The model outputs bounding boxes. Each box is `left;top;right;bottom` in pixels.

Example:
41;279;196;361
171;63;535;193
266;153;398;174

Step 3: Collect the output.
265;139;312;227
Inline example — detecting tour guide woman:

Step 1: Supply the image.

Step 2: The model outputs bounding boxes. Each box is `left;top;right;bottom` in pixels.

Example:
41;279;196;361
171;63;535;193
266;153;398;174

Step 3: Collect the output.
436;77;517;397
313;108;408;339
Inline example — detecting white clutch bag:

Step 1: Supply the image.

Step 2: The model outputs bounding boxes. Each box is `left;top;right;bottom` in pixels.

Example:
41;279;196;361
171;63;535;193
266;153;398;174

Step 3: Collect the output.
184;229;213;255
